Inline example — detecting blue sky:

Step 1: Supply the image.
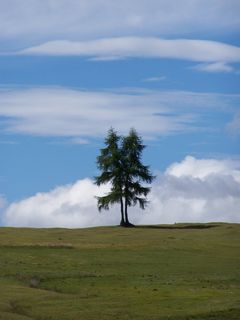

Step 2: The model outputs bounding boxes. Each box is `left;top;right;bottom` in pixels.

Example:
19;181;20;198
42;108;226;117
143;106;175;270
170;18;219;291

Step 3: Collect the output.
0;1;240;226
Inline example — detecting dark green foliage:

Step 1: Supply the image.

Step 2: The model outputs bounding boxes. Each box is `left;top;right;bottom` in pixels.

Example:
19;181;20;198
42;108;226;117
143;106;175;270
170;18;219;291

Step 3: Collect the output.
95;128;154;226
95;128;125;224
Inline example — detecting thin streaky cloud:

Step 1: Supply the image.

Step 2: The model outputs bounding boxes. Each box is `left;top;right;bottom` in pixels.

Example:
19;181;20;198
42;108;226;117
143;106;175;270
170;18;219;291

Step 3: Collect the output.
192;62;234;73
0;87;239;140
17;38;240;65
142;76;166;82
0;0;240;46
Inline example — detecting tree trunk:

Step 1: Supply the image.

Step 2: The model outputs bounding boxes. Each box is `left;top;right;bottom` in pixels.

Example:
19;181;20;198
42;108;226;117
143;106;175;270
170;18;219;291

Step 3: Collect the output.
123;194;135;228
120;197;125;226
124;198;130;225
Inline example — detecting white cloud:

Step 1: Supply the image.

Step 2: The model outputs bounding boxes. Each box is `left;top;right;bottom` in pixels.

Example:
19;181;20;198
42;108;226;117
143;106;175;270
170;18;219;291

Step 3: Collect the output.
142;76;166;82
0;87;239;140
192;62;234;73
3;156;240;227
0;195;7;223
1;2;239;71
3;179;113;228
0;0;239;47
49;137;90;145
18;38;240;65
166;156;240;180
0;195;6;208
0;87;192;138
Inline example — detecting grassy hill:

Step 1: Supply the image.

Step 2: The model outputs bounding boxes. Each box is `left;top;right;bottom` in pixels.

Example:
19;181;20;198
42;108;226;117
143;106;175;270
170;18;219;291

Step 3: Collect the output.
0;223;239;319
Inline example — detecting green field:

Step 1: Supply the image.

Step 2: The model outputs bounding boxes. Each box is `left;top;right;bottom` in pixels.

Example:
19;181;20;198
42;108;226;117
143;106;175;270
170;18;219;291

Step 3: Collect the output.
0;223;239;319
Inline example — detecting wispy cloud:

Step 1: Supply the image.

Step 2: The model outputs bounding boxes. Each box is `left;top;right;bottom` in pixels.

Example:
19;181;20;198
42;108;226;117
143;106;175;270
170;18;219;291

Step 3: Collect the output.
0;87;239;140
142;76;166;82
1;0;239;48
17;38;240;67
0;140;17;145
3;156;240;227
48;137;90;145
192;62;234;73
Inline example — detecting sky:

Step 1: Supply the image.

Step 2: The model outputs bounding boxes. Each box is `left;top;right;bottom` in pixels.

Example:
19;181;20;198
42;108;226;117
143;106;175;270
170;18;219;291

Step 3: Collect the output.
0;0;240;227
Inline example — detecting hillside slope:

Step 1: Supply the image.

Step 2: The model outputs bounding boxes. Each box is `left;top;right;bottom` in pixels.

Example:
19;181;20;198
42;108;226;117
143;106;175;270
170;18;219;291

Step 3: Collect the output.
0;223;239;319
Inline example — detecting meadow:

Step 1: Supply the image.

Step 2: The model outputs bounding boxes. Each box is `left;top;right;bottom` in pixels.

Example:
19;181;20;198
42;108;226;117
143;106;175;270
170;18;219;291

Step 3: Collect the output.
0;223;239;319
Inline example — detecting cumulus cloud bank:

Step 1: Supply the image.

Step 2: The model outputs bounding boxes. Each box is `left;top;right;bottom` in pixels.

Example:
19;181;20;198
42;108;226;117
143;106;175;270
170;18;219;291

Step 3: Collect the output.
3;156;240;228
0;195;6;210
0;195;7;224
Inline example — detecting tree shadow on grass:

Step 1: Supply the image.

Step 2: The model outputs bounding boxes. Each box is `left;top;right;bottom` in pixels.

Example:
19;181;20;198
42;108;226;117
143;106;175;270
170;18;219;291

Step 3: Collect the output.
136;223;219;230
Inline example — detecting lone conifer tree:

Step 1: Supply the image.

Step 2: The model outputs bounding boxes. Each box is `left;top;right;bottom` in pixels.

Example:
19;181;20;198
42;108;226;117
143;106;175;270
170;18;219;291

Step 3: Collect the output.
95;128;154;227
95;128;125;226
121;128;154;225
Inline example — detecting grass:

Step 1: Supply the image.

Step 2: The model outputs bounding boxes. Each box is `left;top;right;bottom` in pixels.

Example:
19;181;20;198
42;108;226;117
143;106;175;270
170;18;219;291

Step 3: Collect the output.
0;223;239;319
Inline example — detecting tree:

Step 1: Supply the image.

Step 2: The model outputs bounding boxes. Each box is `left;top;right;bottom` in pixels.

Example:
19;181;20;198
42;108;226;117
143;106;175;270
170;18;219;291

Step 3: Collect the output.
121;128;154;225
95;128;154;227
95;128;125;226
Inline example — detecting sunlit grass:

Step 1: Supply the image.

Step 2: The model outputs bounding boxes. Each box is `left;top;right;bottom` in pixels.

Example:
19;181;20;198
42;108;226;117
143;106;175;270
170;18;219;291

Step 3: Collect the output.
0;223;239;319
